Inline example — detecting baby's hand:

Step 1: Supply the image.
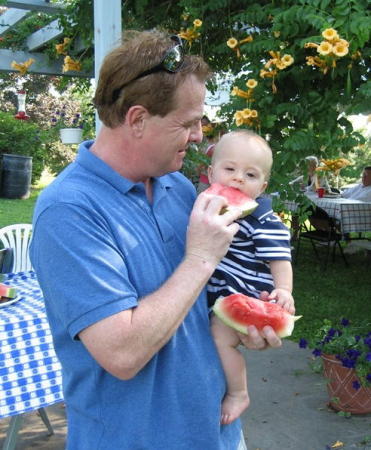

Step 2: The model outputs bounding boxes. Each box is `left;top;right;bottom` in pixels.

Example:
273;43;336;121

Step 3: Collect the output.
268;289;295;315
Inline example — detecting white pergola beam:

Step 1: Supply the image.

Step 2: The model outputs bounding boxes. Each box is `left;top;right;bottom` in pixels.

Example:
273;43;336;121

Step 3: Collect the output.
0;8;30;36
0;48;93;77
93;0;122;132
26;19;63;51
5;0;66;14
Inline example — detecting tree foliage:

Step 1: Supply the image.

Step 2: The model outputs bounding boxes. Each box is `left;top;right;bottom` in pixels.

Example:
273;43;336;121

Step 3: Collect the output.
119;0;370;196
0;0;370;195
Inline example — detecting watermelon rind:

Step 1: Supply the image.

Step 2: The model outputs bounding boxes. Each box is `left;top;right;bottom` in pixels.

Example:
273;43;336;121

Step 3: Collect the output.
0;284;17;299
226;200;258;218
213;297;250;335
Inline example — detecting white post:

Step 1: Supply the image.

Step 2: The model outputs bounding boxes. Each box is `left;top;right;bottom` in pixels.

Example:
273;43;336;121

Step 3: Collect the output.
93;0;122;134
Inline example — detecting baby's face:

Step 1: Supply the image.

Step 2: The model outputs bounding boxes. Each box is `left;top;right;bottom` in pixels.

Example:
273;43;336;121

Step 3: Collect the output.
208;135;270;200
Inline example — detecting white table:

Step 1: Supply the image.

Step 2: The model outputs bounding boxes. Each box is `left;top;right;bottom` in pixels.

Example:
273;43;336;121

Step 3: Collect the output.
284;192;371;234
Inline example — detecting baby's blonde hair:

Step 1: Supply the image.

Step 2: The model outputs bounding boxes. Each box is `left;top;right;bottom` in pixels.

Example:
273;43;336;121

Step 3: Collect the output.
211;130;273;180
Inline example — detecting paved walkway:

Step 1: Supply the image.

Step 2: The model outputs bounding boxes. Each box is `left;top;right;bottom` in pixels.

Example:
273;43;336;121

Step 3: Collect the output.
1;341;370;449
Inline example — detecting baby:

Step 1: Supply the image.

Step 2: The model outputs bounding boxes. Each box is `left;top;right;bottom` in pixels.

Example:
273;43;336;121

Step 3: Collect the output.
206;130;295;425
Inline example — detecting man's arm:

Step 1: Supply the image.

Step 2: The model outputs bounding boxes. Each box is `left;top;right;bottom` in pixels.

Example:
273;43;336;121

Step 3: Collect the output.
79;193;241;380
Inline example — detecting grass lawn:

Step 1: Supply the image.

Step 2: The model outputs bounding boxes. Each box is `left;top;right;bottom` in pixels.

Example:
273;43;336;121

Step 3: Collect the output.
1;179;369;344
291;242;370;343
0;172;53;228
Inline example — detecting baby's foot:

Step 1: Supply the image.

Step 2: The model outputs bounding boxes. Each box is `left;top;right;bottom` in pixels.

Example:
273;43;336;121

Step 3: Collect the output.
221;392;250;425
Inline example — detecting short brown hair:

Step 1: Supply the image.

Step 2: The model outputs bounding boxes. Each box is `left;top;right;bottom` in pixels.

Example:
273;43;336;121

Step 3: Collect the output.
94;30;211;128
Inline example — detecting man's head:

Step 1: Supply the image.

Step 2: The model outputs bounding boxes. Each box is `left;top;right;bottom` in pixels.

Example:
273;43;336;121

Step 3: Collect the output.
362;166;371;187
208;130;273;200
94;30;211;128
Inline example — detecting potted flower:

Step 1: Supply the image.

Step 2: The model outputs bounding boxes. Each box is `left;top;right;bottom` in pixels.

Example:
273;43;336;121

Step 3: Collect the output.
299;318;371;414
51;106;84;144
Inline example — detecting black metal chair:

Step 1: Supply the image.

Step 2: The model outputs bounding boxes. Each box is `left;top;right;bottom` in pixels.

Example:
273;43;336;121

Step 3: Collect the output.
295;206;348;269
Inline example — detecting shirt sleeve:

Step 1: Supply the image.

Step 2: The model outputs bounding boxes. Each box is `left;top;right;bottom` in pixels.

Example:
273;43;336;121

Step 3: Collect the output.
342;185;357;198
252;215;292;262
30;203;138;340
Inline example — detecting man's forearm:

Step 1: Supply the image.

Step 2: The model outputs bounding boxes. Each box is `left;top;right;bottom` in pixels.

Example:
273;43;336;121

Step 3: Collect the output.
79;254;215;379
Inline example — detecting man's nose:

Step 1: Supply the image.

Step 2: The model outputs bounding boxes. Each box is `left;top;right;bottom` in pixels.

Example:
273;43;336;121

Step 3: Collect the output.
189;121;203;144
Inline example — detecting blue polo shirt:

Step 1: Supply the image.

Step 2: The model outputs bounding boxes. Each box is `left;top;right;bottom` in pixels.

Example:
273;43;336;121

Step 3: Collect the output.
30;141;241;450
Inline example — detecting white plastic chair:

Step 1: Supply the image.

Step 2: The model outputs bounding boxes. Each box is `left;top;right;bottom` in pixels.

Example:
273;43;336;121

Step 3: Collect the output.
0;224;33;272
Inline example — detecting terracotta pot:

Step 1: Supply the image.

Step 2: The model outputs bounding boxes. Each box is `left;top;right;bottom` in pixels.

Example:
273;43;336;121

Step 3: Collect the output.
322;354;371;414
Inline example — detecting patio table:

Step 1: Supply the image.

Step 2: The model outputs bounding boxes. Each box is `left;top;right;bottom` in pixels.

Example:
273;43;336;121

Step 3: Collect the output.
0;270;63;449
284;192;371;235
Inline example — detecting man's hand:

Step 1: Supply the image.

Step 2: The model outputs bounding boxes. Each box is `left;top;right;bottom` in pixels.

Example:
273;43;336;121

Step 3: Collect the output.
185;192;241;268
238;325;282;350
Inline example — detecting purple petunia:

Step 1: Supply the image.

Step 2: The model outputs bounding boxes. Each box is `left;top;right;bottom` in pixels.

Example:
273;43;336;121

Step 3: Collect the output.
346;349;361;359
340;358;356;369
299;338;308;348
312;348;322;357
366;353;371;362
364;336;371;348
352;380;361;390
341;318;350;326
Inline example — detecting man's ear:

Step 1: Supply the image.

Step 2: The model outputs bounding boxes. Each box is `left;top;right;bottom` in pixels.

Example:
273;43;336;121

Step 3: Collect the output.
125;105;148;138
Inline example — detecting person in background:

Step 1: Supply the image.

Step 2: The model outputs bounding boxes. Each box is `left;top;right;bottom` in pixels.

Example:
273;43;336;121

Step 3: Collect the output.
342;166;371;202
30;30;282;450
206;130;294;426
197;116;223;193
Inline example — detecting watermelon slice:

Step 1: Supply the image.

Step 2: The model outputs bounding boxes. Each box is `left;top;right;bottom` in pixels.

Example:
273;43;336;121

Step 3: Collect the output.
204;183;258;217
213;293;301;338
0;283;17;299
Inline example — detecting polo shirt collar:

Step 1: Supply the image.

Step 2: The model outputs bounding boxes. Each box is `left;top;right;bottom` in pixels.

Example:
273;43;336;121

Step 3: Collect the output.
75;140;174;195
250;196;273;222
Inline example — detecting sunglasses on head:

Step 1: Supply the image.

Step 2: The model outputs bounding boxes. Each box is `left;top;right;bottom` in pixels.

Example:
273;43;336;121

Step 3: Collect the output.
111;35;184;103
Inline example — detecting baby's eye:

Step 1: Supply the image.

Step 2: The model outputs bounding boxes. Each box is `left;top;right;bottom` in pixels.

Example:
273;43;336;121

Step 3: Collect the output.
246;172;255;178
225;167;234;172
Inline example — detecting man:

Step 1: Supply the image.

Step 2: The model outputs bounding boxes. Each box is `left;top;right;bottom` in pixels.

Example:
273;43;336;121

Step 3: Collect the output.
342;166;371;202
30;30;281;449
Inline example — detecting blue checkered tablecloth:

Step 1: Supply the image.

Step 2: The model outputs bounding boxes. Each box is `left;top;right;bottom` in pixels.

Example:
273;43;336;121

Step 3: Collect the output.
284;193;371;234
0;271;63;418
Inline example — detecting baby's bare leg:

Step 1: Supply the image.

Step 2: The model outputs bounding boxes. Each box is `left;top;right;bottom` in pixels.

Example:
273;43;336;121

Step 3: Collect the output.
211;315;250;425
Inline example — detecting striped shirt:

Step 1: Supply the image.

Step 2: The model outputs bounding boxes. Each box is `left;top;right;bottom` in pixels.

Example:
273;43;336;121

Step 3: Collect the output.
207;197;291;305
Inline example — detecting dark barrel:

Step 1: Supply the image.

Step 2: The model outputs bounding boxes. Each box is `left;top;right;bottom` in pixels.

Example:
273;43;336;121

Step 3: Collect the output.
0;154;33;199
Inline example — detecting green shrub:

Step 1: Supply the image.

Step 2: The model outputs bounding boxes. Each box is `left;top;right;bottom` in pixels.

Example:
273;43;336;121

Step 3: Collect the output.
44;140;78;176
0;110;49;182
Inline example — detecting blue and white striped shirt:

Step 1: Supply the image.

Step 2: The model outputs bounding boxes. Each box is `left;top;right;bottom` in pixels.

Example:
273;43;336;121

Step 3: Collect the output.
207;197;291;305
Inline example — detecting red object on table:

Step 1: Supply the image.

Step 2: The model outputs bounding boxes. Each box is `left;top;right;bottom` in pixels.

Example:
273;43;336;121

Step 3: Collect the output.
317;188;325;198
